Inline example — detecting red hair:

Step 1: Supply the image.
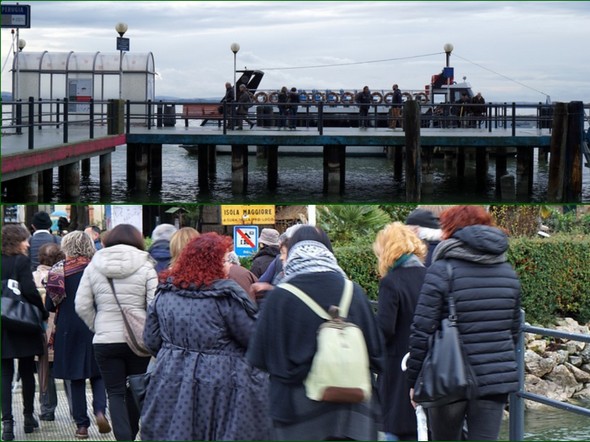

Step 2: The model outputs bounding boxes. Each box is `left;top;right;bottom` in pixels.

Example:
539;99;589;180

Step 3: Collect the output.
166;232;232;288
439;206;494;239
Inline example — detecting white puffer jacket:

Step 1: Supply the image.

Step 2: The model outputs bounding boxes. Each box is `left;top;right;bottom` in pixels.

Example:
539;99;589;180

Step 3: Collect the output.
75;244;158;344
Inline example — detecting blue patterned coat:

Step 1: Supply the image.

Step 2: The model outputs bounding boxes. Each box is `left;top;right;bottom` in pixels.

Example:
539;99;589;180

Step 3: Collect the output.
141;278;272;441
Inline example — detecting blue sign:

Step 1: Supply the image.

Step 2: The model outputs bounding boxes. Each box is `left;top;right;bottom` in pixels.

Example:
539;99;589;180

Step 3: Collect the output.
116;37;130;52
233;225;258;258
1;4;31;28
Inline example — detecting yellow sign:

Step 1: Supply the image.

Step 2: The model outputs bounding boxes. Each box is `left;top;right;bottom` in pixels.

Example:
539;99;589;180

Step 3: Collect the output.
221;205;275;226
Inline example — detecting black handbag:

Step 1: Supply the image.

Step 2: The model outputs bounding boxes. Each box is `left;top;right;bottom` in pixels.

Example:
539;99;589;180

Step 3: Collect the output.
1;270;44;334
413;263;477;408
127;372;151;411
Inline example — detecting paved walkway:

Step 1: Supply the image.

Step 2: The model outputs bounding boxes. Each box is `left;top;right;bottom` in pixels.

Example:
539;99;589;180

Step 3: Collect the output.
9;382;116;441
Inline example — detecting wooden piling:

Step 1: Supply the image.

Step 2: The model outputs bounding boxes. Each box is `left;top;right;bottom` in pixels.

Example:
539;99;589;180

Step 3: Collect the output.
22;174;39;203
475;147;488;191
323;145;346;194
207;145;217;176
198;144;210;190
404;100;421;201
150;143;163;189
100;153;112;198
267;145;279;190
516;146;534;200
81;158;91;177
231;145;249;193
134;144;149;192
63;162;80;202
547;103;568;202
495;147;508;199
41;169;53;201
564;101;584;202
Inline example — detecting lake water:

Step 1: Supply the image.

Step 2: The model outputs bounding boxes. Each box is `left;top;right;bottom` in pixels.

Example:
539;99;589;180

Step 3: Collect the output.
47;144;590;204
499;400;590;441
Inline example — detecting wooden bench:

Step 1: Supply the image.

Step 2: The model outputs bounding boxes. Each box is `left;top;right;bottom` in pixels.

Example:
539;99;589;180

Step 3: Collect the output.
182;103;223;127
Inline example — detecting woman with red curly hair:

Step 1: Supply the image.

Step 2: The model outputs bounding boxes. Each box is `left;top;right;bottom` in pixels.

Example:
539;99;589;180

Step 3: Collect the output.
140;232;271;441
406;206;521;441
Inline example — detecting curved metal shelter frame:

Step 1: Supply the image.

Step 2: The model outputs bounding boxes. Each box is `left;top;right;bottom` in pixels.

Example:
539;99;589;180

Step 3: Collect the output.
12;51;156;103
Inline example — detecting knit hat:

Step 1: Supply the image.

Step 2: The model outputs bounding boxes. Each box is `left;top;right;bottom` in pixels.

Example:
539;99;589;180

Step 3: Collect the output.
405;209;440;230
32;211;52;230
258;228;280;247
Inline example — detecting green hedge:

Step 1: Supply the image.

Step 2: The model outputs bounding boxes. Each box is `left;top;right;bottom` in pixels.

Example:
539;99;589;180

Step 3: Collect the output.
335;235;590;326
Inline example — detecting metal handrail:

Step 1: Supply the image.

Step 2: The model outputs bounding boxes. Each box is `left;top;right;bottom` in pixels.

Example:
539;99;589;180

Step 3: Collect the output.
509;310;590;440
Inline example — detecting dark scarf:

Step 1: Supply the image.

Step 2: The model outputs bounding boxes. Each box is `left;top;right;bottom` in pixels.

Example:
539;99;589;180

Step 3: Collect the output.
46;256;90;306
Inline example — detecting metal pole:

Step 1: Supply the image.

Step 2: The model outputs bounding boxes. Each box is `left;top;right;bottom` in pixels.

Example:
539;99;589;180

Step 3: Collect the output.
233;53;237;101
15;29;20;102
119;49;123;100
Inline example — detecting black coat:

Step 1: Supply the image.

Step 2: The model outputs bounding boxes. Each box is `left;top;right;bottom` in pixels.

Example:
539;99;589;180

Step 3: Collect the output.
407;226;521;398
377;264;426;438
247;271;384;434
1;254;48;359
46;266;101;380
250;245;280;278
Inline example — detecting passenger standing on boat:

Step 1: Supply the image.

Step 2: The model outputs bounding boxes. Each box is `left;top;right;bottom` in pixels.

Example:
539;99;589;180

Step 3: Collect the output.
458;92;472;128
236;84;255;130
277;87;289;130
356;86;372;129
221;82;235;129
471;92;486;128
287;87;300;130
389;84;403;129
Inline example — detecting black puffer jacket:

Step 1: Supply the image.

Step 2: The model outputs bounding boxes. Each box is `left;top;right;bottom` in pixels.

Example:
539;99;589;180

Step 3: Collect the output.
407;225;521;398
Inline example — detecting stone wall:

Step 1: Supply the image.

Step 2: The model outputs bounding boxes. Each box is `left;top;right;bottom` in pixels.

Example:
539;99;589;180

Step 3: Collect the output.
524;317;590;409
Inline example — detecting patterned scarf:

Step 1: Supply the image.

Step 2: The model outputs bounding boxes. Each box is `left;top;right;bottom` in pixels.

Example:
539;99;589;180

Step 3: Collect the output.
282;240;346;283
46;257;91;306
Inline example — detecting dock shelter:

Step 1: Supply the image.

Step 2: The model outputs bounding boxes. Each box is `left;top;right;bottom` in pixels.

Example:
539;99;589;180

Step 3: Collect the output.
11;51;156;122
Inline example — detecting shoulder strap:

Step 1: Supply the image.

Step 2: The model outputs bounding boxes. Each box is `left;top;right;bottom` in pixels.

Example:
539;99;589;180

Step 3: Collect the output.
279;279;354;320
279;283;331;320
445;262;457;322
107;277;125;314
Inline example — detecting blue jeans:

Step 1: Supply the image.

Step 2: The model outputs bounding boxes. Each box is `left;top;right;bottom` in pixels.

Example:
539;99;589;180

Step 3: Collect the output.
427;397;507;440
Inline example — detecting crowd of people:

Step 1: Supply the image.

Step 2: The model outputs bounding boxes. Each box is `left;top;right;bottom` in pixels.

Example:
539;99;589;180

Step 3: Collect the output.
1;206;521;441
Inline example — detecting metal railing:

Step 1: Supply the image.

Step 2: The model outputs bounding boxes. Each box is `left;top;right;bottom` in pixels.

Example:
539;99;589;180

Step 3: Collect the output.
509;310;590;440
3;98;586;150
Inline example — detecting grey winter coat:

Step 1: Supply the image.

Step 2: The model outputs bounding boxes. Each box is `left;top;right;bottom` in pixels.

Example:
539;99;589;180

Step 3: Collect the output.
140;278;272;441
407;225;521;398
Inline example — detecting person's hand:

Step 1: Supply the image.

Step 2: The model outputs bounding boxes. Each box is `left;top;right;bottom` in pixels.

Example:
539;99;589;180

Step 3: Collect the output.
409;387;417;409
250;282;274;301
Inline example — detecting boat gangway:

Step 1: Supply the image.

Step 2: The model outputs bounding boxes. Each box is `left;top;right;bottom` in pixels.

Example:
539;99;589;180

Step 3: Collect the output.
1;98;586;203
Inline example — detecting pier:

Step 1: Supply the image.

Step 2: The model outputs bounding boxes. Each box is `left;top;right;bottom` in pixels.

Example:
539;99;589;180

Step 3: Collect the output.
1;99;586;203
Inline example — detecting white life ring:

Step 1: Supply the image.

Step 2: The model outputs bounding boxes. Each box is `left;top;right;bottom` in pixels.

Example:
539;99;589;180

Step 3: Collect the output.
341;91;355;103
326;92;339;103
371;92;383;104
268;92;279;104
383;92;395;104
254;92;268;103
414;92;429;104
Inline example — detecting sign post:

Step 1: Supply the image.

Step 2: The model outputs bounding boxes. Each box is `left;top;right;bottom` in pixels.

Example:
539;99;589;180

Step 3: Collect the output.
233;225;259;258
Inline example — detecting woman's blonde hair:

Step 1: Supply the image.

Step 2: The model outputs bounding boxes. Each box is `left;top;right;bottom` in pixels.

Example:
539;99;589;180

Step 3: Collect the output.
373;222;427;277
169;227;200;267
61;230;95;259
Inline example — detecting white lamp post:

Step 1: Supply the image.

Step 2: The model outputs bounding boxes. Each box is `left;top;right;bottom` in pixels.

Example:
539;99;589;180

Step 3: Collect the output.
443;43;454;104
15;37;26;102
230;42;240;101
115;22;129;100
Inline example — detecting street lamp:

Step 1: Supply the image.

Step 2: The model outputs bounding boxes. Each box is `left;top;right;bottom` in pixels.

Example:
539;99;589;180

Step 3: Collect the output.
15;38;26;102
115;22;129;100
230;42;240;101
443;43;454;105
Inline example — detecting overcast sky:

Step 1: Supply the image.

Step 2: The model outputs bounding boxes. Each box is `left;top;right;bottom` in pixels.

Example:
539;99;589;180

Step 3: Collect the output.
2;1;589;103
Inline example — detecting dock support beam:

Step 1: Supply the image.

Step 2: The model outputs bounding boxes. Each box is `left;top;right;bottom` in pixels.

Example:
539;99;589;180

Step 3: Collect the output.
41;169;53;201
404;100;421;201
100;153;112;199
81;158;91;178
127;143;148;192
495;147;508;199
475;147;488;191
517;146;534;200
22;174;39;203
267;145;279;190
548;103;568;202
64;162;80;202
232;145;249;193
149;143;163;190
323;145;345;194
198;145;211;190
